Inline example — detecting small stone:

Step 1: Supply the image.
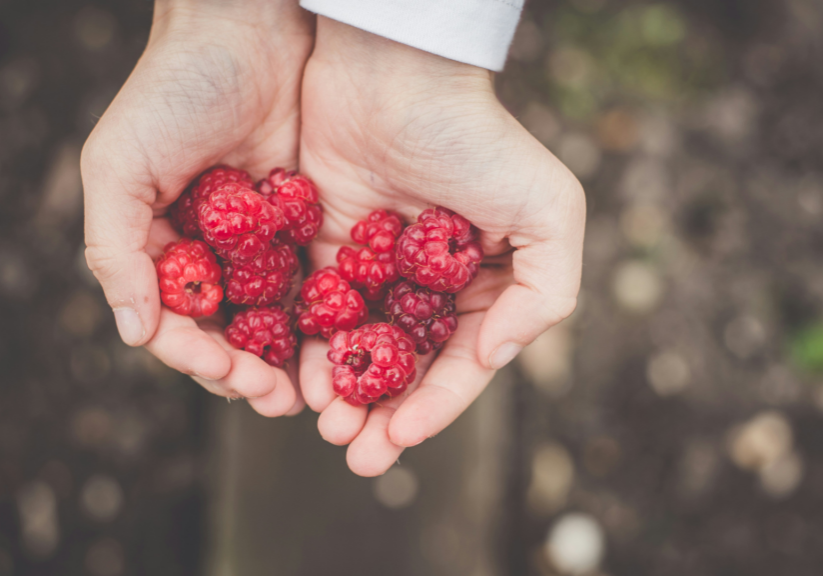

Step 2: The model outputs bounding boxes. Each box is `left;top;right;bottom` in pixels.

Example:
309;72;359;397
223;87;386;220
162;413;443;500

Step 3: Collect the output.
59;290;104;337
647;351;690;396
728;411;793;472
527;442;575;515
74;7;116;51
16;481;59;558
620;157;669;202
612;261;663;313
81;475;123;522
596;108;638;152
373;467;418;509
583;436;621;477
545;513;605;575
71;407;113;448
724;315;767;359
620;203;667;248
519;327;572;396
548;47;594;89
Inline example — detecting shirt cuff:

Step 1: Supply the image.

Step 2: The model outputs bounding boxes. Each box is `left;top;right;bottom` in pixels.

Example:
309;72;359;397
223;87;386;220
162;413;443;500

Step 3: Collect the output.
299;0;524;72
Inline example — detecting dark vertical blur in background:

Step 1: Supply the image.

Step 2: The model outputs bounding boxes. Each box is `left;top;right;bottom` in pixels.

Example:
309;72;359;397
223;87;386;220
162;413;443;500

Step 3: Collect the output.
1;0;823;575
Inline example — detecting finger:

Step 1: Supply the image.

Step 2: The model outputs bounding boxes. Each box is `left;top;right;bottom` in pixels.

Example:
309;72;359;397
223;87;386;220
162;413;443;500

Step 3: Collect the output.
145;308;232;384
200;324;294;409
284;359;306;416
317;397;368;445
298;337;337;412
477;176;585;370
388;312;495;447
82;141;161;347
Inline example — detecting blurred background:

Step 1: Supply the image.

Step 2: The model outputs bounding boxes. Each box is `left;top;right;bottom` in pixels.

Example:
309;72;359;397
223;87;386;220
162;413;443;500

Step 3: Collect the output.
1;0;823;574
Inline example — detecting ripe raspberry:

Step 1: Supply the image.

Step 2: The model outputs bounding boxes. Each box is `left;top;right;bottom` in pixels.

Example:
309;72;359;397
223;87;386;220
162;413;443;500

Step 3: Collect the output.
328;323;417;405
337;246;399;301
223;240;299;306
384;280;458;354
225;305;296;368
294;268;367;338
351;209;404;251
256;168;323;245
156;238;223;317
170;165;253;238
198;183;285;264
337;210;404;300
396;207;483;293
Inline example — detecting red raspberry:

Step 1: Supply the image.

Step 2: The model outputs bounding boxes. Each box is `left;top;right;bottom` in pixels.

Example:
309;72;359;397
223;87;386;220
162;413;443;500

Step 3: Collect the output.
337;210;404;300
156;238;223;317
198;183;285;264
384;280;458;354
256;168;323;246
225;305;296;368
223;240;299;306
396;207;483;293
337;246;399;301
294;268;367;338
170;165;253;238
328;323;417;405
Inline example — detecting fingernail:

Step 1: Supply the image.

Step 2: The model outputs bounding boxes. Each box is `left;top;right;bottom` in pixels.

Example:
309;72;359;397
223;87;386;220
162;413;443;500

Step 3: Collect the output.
489;342;523;370
113;308;144;346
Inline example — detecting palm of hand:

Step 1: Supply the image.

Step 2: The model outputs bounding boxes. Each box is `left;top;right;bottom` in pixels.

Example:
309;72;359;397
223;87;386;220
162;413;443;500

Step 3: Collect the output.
295;54;584;476
83;22;312;415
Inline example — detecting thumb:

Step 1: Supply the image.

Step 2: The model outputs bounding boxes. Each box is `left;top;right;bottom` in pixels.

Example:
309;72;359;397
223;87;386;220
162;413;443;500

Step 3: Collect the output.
477;172;586;370
81;142;160;347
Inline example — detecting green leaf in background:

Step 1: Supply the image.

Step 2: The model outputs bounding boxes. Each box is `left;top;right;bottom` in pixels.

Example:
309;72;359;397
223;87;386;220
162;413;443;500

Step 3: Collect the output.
790;324;823;373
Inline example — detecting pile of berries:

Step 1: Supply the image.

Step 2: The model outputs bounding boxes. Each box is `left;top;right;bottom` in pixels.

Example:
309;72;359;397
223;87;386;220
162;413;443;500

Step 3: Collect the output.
158;165;483;405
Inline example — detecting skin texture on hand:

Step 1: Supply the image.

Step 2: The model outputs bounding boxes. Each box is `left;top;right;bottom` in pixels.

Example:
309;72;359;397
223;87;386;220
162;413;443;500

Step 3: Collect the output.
81;0;314;415
298;18;586;476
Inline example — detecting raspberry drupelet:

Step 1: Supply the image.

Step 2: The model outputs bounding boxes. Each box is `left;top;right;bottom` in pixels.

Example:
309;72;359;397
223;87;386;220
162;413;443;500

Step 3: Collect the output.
294;267;368;338
198;183;285;264
223;239;299;306
384;280;458;354
170;165;253;238
256;168;323;245
395;206;483;293
225;305;296;367
156;239;223;317
337;209;404;300
328;323;417;405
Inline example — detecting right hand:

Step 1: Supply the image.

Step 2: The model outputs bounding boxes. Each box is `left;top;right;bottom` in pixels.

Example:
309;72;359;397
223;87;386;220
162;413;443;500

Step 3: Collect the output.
81;0;314;415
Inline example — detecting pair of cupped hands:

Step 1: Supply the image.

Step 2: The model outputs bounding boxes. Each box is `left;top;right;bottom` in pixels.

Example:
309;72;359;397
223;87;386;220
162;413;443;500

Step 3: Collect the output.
81;0;585;476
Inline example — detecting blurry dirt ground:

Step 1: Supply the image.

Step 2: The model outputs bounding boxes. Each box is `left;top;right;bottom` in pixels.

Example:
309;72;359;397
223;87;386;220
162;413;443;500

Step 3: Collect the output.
2;0;823;575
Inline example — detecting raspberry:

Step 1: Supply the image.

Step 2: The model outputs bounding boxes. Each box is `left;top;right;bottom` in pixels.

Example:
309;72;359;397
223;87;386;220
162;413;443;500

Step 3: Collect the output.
156;238;223;317
225;305;296;368
351;209;404;251
337;210;404;300
256;168;323;245
170;165;253;238
396;207;483;293
328;323;417;405
295;267;367;338
223;239;299;306
337;246;399;301
198;183;285;264
384;280;458;354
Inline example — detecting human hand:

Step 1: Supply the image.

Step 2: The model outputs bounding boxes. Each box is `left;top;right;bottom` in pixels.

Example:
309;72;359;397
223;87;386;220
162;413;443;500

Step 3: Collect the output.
298;18;586;476
81;0;314;415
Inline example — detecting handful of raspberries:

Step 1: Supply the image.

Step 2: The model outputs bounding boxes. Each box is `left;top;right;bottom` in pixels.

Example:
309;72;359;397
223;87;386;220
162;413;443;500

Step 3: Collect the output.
159;165;483;406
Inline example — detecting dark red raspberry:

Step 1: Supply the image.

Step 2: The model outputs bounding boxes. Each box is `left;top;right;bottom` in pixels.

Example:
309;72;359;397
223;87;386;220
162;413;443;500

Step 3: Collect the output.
256;168;323;246
170;165;253;238
198;183;285;264
225;305;296;368
395;207;483;293
337;210;404;300
294;267;367;338
223;240;298;306
384;280;458;354
156;238;223;317
337;246;399;301
328;323;417;405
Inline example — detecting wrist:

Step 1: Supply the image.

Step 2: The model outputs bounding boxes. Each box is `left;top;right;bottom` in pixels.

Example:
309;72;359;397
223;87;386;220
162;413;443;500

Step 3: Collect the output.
311;17;493;99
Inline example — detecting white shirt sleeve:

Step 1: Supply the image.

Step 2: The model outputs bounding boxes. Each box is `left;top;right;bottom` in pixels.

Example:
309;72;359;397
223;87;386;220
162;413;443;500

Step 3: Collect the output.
299;0;524;72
